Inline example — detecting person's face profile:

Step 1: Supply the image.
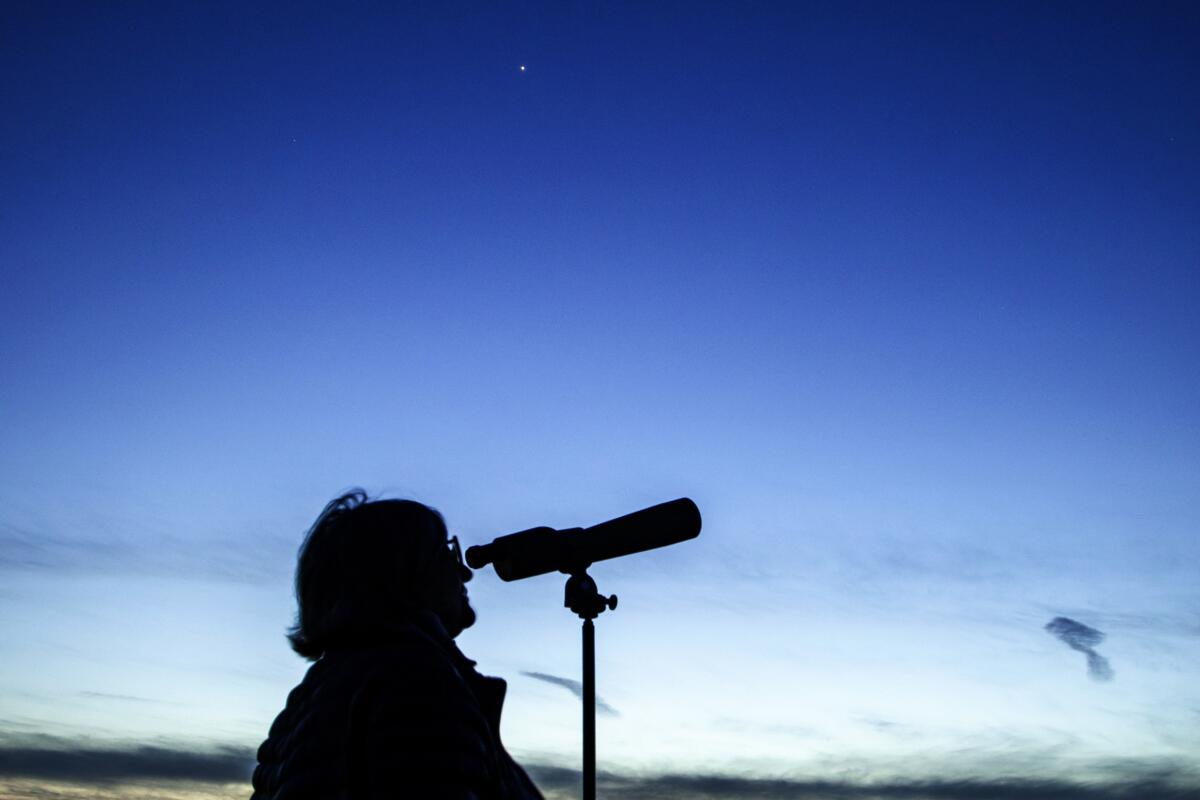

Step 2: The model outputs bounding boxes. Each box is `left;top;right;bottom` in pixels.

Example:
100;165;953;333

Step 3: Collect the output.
430;528;475;637
447;536;471;584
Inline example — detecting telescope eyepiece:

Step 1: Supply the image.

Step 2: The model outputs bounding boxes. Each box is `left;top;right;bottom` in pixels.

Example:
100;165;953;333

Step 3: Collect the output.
464;543;494;569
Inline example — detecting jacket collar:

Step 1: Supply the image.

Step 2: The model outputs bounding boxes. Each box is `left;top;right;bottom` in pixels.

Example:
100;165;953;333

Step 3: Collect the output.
408;612;509;738
323;611;509;734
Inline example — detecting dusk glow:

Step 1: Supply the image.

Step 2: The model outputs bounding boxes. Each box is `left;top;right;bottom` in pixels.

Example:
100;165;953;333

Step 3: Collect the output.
2;3;1198;799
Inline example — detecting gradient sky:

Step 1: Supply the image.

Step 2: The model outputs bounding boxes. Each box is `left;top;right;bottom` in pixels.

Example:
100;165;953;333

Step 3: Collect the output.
2;3;1198;798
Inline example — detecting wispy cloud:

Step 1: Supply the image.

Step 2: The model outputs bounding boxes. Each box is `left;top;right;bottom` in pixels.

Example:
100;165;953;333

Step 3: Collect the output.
522;671;619;716
0;523;136;574
78;692;164;705
711;717;820;740
0;520;291;585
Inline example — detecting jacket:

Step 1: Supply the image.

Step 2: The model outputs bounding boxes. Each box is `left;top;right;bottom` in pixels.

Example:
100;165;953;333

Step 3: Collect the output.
251;613;544;800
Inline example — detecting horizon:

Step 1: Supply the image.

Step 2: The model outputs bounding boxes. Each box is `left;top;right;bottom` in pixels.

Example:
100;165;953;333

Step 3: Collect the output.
2;2;1198;799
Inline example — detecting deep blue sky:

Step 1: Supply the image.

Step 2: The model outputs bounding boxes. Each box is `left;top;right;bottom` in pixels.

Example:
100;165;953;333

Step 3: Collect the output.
2;3;1198;798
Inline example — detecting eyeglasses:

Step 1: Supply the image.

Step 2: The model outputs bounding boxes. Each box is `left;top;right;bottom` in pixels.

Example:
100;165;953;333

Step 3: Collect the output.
447;535;465;569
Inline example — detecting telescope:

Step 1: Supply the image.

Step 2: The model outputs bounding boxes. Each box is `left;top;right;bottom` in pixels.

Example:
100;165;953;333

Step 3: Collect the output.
467;497;702;800
465;497;701;580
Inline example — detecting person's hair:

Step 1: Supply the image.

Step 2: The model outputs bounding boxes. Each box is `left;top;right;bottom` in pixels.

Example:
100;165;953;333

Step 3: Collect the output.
287;489;449;660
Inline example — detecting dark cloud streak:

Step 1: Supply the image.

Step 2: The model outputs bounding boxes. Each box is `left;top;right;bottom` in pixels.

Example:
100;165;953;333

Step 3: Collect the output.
1046;617;1114;682
522;671;618;716
0;740;254;783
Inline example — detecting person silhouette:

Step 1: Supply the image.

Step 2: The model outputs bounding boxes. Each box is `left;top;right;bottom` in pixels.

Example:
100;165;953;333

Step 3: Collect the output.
251;490;544;800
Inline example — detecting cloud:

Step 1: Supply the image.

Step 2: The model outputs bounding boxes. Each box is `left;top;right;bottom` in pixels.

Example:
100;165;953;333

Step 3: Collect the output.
711;717;820;740
1047;617;1105;650
522;671;619;716
0;523;135;574
0;737;254;784
1040;607;1200;639
1;737;1195;800
0;520;291;585
1046;617;1114;681
526;765;1200;800
78;692;162;704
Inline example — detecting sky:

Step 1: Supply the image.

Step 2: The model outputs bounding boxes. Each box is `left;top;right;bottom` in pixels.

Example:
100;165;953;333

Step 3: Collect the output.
1;2;1198;798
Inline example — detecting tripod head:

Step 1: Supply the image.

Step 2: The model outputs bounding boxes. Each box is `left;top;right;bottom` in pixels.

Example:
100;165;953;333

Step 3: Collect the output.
564;571;618;620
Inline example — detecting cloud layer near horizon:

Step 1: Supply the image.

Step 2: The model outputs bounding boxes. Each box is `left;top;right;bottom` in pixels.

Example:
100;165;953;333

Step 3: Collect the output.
2;737;1197;800
0;737;254;784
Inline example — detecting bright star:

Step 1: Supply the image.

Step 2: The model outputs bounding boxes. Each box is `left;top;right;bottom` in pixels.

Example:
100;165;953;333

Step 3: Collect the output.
519;65;526;72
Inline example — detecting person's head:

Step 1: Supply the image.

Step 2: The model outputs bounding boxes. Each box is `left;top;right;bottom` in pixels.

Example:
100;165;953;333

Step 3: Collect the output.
287;489;474;660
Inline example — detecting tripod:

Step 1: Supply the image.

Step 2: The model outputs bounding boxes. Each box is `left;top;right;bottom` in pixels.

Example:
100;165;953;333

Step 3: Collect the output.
464;499;700;798
563;569;617;800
